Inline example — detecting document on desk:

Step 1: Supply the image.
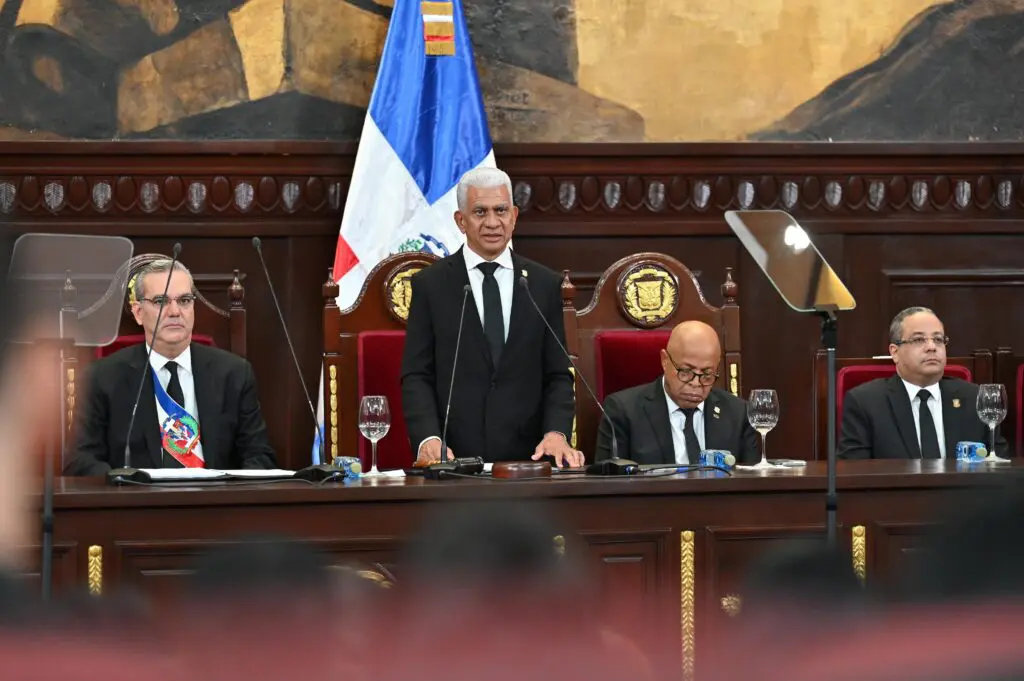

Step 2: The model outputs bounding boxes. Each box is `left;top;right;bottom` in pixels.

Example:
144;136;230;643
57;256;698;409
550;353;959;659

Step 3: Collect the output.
139;469;297;481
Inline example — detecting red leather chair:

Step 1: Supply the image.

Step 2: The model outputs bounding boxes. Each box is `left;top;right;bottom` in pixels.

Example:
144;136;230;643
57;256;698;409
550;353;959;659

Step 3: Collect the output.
594;330;671;403
355;330;410;471
994;347;1024;457
812;350;993;460
323;253;439;467
569;253;741;457
94;333;217;359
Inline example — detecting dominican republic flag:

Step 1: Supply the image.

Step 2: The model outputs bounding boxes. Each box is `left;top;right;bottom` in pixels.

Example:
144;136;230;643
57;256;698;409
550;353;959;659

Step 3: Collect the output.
313;0;494;464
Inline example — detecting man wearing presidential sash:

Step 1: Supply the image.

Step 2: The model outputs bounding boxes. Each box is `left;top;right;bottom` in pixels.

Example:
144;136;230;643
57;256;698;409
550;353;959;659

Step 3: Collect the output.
66;259;277;475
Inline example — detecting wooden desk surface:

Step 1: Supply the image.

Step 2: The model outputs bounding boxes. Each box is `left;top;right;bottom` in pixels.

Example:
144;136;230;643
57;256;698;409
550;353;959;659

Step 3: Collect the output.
48;459;1021;508
34;460;1023;675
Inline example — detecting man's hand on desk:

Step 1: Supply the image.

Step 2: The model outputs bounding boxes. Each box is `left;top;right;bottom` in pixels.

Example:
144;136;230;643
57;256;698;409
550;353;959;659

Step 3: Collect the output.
532;432;585;468
416;438;455;466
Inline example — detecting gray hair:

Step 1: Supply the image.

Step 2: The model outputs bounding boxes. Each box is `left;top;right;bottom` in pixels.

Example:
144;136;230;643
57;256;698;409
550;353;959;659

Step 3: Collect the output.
456;167;514;212
132;259;193;302
889;306;937;344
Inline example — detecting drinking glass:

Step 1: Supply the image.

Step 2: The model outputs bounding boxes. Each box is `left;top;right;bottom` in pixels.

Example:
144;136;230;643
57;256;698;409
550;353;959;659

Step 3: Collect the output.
976;384;1008;461
358;395;391;476
741;389;780;470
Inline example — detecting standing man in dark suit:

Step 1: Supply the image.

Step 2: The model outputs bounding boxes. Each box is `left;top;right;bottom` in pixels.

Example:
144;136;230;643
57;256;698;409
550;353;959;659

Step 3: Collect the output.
65;259;277;475
594;321;759;465
401;167;581;467
839;306;1008;459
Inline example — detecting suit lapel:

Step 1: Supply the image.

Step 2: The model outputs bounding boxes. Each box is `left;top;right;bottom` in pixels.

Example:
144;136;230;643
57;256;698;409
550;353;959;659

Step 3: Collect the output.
703;390;721;450
126;345;162;468
191;344;222;469
447;248;493;369
886;375;921;458
642;379;675;464
939;379;961;457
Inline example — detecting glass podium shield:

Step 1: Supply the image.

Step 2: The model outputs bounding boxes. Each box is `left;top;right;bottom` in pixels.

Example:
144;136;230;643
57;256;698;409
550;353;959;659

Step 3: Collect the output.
724;210;855;547
6;233;135;600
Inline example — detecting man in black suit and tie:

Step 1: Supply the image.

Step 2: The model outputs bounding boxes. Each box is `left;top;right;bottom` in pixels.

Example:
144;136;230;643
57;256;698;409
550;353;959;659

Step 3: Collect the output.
594;321;759;464
65;259;277;475
839;306;1008;459
401;167;581;467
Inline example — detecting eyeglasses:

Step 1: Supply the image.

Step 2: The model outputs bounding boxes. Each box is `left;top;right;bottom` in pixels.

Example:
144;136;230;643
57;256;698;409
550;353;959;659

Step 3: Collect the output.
139;294;196;308
893;335;949;348
664;348;719;386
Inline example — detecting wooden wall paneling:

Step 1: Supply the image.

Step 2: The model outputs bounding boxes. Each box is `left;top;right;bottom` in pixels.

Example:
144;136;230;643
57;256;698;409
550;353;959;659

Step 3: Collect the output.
4;143;1024;469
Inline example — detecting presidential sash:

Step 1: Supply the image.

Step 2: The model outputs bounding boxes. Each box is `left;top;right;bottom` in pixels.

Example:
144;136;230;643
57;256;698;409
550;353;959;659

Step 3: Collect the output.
152;368;204;468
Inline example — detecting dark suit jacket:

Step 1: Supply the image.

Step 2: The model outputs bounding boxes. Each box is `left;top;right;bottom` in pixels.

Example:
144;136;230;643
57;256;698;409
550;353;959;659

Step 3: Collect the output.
65;342;277;475
595;378;760;465
400;247;575;462
839;375;1009;459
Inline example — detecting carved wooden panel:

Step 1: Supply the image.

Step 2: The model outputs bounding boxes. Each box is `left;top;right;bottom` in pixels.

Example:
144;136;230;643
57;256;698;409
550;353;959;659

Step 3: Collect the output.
18;542;80;595
575;529;673;632
866;521;935;581
114;537;402;605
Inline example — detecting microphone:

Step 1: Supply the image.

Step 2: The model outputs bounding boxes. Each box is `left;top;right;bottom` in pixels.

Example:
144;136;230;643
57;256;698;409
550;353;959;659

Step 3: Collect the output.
108;242;182;485
252;237;342;483
517;276;619;465
425;284;479;480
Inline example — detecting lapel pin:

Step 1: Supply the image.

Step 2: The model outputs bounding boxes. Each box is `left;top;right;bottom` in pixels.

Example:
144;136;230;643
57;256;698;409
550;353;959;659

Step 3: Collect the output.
521;269;528;278
952;399;961;408
713;405;721;418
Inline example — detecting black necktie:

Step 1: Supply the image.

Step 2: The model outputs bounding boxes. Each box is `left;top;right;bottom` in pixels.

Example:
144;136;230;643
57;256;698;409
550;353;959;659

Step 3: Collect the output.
165;361;185;407
681;407;702;463
917;389;941;459
477;262;504;366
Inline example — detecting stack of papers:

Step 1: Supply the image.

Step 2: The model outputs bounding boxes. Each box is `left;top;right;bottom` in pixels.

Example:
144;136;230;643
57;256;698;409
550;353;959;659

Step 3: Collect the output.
139;469;296;481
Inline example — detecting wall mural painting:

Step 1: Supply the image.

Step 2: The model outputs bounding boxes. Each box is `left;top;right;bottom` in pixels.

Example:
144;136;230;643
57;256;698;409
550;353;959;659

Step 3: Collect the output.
0;0;1016;142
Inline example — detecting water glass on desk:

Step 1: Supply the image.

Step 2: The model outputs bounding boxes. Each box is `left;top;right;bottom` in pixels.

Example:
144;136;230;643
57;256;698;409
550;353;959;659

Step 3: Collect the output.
359;395;391;476
976;384;1009;462
741;388;779;471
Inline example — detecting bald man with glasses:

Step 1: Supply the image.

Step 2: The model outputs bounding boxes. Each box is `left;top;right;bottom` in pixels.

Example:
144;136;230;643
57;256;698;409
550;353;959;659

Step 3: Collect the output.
840;306;1009;460
594;321;758;465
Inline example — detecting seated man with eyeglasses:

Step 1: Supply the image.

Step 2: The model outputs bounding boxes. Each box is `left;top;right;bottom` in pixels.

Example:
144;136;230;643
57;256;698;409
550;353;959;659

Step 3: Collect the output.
594;320;758;465
840;306;1009;460
66;259;277;475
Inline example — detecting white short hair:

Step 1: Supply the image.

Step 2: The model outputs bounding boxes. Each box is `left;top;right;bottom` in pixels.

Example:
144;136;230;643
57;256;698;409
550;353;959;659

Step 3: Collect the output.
456;167;513;212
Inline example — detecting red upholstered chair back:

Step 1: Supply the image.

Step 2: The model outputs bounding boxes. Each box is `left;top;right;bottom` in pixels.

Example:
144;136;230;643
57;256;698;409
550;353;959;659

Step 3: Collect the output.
324;252;439;464
813;350;993;460
356;331;411;470
569;253;741;457
94;334;217;359
994;348;1024;458
594;330;671;402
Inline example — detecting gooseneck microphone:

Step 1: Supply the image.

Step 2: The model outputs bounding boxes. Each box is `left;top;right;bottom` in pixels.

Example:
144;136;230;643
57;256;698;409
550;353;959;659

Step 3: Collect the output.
517;276;619;464
425;284;477;480
108;242;182;485
252;237;341;482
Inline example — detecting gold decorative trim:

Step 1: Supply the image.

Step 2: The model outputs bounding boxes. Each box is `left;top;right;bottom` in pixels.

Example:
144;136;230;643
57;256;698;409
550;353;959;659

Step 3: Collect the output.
852;525;866;581
329;365;338;459
681;530;695;681
384;264;424;323
88;545;102;595
720;593;742;617
618;262;679;327
568;366;577;448
65;367;75;429
728;363;738;396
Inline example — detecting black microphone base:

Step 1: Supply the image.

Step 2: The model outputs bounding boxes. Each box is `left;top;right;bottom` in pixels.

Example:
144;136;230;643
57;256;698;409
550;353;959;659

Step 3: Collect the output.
585;458;640;476
293;464;345;483
423;457;485;480
106;467;152;485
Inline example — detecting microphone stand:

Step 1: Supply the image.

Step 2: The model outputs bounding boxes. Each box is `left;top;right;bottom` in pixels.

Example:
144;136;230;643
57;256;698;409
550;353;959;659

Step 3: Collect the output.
425;285;472;480
818;306;839;548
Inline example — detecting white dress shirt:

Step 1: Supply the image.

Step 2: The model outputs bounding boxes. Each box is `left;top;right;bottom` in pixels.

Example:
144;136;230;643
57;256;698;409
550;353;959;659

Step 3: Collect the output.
463;244;514;341
663;378;705;465
901;378;945;459
148;345;204;462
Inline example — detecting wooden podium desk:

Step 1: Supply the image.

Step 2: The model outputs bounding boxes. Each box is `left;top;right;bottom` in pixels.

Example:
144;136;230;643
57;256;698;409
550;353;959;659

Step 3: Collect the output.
35;460;1021;674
